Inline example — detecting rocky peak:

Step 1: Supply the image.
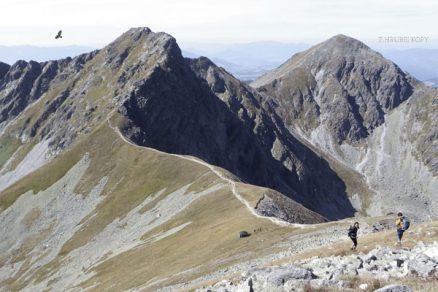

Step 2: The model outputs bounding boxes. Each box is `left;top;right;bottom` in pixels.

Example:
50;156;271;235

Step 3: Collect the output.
103;27;183;71
189;56;217;71
253;34;414;143
1;60;40;84
317;34;369;53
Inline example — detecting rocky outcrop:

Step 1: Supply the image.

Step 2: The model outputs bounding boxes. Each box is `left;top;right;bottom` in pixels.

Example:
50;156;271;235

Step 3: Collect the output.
374;284;413;292
0;60;43;124
254;190;327;223
298;242;438;280
199;242;438;291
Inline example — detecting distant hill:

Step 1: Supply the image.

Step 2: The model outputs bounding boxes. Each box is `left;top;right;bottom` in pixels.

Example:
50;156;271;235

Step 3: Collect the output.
181;41;310;81
425;77;438;87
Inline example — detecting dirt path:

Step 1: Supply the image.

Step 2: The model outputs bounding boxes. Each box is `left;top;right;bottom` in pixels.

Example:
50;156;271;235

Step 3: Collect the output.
107;118;314;229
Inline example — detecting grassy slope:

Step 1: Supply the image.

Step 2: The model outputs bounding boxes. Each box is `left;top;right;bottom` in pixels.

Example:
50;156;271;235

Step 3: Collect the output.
0;135;21;169
1;116;323;291
3;117;436;291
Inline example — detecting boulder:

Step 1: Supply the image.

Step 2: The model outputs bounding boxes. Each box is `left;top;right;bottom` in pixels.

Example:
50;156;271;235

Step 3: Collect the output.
252;265;316;285
373;284;413;292
407;259;437;278
366;255;378;263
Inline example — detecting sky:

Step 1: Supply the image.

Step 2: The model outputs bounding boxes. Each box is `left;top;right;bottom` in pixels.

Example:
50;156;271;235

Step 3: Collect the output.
0;0;437;48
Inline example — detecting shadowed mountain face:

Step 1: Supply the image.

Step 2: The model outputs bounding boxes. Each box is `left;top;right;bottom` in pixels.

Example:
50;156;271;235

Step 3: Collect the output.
186;57;355;218
253;34;437;220
118;34;355;219
0;28;355;220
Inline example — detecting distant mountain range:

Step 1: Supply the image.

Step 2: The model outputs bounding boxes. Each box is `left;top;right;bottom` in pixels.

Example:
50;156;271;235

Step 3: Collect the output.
381;48;438;81
2;43;438;86
182;41;310;81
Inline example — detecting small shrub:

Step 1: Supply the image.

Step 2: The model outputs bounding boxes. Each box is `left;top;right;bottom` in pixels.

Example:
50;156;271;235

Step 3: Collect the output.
372;279;381;290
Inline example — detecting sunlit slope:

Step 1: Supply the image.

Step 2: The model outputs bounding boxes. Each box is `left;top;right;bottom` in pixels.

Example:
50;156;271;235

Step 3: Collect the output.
0;116;323;291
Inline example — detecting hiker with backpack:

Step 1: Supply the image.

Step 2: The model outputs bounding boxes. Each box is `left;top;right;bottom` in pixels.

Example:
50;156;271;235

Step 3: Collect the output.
396;212;410;245
348;222;360;251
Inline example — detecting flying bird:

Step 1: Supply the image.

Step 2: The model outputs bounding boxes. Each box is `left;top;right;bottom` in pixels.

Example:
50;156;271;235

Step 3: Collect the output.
55;30;62;39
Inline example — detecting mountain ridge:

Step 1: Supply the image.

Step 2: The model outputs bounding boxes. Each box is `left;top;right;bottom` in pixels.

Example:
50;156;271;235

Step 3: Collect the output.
0;27;348;219
0;27;437;291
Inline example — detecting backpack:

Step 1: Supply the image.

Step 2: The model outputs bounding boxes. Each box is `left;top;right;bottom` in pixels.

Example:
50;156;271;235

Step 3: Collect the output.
348;226;357;238
403;216;410;230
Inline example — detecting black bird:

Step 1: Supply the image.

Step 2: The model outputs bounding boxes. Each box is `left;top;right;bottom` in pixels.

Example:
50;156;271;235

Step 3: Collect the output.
55;30;62;39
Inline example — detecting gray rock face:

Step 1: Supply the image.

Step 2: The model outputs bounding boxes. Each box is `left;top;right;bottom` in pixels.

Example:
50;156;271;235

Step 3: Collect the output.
254;191;327;223
118;40;355;220
374;284;413;292
0;49;98;152
199;242;437;292
186;57;356;219
253;35;414;144
0;60;43;124
198;265;316;292
249;265;316;287
0;62;9;80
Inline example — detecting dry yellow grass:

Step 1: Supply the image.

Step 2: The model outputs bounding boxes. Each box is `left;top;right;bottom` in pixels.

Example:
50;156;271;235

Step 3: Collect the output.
2;110;435;291
78;188;298;291
0;135;21;168
2;117;317;291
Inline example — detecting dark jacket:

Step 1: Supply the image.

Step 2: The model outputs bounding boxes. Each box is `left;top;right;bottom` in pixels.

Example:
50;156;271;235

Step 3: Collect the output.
348;226;358;239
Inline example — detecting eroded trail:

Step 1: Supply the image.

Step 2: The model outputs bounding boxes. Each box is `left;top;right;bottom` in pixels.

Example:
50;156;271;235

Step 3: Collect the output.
107;119;312;228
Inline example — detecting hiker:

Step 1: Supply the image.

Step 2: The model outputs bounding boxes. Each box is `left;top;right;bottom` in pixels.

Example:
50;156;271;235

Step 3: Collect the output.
348;222;360;251
396;212;410;245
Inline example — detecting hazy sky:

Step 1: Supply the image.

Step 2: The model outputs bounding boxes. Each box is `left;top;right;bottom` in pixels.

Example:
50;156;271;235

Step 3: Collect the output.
1;0;437;48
